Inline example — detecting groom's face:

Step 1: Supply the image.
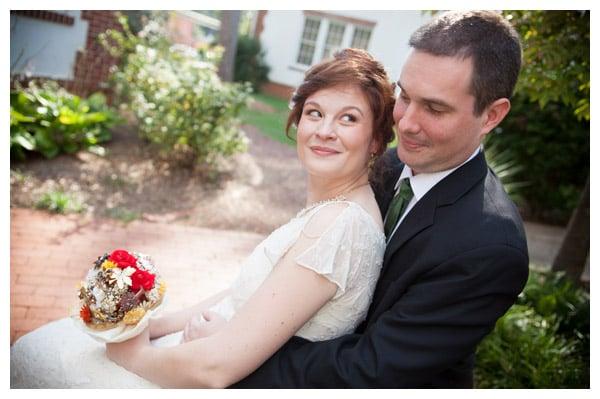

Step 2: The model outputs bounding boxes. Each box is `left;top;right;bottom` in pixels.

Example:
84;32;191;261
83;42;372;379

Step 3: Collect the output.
393;50;489;175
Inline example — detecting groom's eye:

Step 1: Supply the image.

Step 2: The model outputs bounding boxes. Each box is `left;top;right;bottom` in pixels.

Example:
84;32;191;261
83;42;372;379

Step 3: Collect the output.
426;105;443;115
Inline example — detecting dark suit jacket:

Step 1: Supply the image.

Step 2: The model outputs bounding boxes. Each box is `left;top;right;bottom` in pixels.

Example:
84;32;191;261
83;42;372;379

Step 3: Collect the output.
232;148;529;388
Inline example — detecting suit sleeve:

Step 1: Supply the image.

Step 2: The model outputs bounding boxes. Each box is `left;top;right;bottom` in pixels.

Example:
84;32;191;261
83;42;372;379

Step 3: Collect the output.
231;244;529;388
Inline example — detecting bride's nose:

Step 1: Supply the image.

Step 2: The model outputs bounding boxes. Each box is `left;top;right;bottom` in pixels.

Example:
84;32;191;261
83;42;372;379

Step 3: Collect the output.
315;119;337;140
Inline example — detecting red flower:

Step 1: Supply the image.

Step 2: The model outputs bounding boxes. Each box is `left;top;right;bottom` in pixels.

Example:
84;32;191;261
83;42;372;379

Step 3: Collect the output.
109;249;138;269
131;268;156;292
80;305;92;323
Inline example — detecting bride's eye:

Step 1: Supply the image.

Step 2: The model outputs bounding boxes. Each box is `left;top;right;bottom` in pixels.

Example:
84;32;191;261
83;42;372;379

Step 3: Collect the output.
341;114;357;123
305;109;322;118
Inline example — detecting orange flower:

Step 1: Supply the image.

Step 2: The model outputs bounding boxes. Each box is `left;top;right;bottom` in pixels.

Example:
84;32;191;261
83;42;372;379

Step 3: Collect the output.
80;304;92;323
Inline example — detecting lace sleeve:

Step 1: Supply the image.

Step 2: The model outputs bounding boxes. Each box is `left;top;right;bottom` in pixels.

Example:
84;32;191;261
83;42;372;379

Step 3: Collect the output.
293;202;359;297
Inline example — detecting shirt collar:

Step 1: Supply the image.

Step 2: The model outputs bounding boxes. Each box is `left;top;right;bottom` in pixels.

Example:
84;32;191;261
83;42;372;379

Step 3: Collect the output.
394;146;482;201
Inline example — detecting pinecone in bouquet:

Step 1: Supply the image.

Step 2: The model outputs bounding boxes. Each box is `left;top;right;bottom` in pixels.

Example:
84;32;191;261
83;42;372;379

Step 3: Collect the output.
78;249;166;331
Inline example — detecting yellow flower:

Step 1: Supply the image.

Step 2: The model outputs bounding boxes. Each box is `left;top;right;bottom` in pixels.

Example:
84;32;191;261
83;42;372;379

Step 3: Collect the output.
158;281;167;296
123;307;146;325
101;260;118;270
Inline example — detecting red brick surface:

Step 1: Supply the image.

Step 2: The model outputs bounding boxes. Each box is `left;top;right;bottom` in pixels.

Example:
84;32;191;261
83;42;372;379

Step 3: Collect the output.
10;208;265;345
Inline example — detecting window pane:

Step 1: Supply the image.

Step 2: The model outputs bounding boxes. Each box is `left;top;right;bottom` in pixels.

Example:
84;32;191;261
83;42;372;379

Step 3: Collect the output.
325;22;346;46
297;43;316;65
297;17;321;65
351;27;372;50
303;18;321;41
322;21;346;59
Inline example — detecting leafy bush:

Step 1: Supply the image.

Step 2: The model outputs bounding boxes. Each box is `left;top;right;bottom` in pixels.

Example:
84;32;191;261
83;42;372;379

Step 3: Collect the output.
106;206;140;223
484;138;528;206
10;81;119;160
486;93;589;224
101;16;251;167
518;270;589;345
35;190;84;214
234;35;270;91
475;270;589;388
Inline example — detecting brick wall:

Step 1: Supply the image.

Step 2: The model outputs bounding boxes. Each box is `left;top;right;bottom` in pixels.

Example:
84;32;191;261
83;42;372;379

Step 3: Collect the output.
254;10;267;39
61;11;122;99
13;11;122;101
260;81;295;101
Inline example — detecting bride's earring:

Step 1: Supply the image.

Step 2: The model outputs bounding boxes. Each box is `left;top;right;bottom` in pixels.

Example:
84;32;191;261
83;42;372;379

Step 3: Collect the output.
368;153;376;170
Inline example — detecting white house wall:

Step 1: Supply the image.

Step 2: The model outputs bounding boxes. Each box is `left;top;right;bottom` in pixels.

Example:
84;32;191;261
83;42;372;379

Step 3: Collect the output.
10;11;88;80
260;10;432;91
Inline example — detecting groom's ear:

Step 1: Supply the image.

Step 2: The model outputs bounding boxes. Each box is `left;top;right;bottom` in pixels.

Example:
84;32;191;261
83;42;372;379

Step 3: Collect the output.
479;98;511;137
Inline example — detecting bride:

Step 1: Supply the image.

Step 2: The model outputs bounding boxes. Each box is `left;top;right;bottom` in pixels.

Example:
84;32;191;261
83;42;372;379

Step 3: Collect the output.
10;48;396;388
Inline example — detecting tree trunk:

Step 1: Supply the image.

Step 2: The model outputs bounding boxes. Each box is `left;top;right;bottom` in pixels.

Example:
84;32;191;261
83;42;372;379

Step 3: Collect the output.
551;175;590;285
218;10;241;82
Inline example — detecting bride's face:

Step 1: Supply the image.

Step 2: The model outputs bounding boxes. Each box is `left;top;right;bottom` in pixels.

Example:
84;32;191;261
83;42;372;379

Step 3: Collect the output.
296;84;376;182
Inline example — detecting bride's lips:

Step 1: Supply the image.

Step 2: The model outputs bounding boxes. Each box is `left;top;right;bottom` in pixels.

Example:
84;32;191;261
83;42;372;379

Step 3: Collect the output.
310;145;341;156
400;136;427;151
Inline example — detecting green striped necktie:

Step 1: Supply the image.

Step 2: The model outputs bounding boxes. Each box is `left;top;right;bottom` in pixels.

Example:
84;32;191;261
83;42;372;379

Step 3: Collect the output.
384;178;414;237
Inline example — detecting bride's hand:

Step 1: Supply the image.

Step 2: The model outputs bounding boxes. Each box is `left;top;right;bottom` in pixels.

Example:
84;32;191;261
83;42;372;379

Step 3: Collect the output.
106;327;150;369
182;311;226;343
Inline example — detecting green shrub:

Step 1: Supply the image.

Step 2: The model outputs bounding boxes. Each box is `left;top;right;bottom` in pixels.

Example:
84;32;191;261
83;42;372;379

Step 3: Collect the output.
486;93;589;224
234;35;271;91
101;16;251;167
484;138;529;206
106;206;140;223
10;81;119;160
475;270;589;388
35;190;84;214
518;270;589;345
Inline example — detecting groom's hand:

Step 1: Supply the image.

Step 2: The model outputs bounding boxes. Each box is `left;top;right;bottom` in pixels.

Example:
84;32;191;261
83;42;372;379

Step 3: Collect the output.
182;311;227;342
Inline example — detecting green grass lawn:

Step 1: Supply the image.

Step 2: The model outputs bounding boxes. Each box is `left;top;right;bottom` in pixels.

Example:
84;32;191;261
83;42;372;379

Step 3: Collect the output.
240;92;295;146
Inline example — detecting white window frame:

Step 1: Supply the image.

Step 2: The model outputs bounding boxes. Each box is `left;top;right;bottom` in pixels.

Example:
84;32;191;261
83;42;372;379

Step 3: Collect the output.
295;16;323;66
350;25;373;50
293;14;374;71
321;20;347;60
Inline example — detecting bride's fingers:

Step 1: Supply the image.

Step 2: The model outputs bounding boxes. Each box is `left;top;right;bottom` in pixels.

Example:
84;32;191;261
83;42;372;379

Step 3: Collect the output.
183;321;191;342
183;316;201;342
202;310;224;323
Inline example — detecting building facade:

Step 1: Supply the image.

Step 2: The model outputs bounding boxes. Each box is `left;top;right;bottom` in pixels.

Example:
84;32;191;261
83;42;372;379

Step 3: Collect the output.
255;10;431;99
10;10;121;98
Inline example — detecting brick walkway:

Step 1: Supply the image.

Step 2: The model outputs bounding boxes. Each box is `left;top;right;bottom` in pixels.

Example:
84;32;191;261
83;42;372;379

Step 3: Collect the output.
10;207;571;345
9;208;265;344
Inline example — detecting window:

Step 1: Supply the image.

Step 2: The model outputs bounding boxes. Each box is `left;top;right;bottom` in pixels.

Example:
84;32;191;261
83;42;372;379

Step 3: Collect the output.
321;22;346;59
296;17;321;65
351;26;372;50
295;13;375;67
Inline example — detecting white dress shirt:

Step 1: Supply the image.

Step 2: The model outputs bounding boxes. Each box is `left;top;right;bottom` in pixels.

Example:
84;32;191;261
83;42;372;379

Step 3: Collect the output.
384;146;482;244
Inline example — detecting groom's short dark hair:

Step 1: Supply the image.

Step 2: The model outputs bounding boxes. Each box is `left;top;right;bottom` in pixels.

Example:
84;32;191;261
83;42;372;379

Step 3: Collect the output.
409;10;522;115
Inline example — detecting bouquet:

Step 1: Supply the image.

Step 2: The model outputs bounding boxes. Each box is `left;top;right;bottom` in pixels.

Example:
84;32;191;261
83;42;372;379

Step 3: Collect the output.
74;249;166;343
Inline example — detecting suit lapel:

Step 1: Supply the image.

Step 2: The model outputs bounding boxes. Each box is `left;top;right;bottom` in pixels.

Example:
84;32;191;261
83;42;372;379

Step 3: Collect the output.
380;152;489;275
382;198;435;266
365;152;489;324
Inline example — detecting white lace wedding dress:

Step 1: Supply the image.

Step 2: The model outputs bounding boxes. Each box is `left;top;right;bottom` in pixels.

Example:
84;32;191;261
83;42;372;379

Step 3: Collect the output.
11;200;385;388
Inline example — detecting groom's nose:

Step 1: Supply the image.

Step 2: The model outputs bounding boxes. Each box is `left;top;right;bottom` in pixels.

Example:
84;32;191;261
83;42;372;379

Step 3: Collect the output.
394;99;420;135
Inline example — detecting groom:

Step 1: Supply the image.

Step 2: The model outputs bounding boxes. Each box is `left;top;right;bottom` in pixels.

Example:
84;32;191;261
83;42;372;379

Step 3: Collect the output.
232;10;529;388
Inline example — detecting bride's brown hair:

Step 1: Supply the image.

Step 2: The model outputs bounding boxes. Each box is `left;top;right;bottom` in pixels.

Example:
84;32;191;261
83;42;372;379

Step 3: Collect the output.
286;48;396;156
